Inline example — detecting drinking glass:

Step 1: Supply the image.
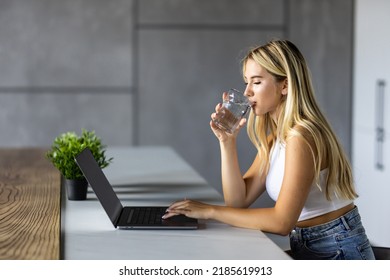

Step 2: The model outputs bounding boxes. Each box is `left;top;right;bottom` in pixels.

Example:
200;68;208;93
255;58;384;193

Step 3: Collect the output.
213;88;251;134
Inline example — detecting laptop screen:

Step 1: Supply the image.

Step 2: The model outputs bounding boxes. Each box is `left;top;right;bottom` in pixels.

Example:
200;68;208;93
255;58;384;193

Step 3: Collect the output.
75;148;123;226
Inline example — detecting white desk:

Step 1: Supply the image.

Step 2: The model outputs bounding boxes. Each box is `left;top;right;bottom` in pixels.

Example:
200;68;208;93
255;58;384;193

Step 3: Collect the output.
62;146;291;260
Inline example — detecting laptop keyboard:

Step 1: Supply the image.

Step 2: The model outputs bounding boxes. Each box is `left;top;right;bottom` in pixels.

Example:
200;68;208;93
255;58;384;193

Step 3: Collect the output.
127;207;167;225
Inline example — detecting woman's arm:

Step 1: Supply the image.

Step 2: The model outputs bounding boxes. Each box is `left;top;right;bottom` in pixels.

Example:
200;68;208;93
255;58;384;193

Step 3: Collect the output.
209;100;266;208
164;135;316;235
219;139;266;208
215;134;316;234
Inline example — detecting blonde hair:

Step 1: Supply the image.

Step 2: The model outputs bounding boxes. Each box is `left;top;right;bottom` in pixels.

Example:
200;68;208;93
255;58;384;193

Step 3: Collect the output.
243;39;357;200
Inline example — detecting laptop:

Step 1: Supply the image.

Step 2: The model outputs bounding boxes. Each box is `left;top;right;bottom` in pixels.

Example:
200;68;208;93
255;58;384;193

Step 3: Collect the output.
74;147;199;229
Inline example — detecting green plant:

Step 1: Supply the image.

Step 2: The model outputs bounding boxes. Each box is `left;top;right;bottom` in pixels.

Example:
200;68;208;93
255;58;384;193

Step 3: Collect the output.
46;129;113;179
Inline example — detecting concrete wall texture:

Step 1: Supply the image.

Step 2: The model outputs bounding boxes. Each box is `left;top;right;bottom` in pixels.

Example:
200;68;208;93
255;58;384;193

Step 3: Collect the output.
0;0;353;199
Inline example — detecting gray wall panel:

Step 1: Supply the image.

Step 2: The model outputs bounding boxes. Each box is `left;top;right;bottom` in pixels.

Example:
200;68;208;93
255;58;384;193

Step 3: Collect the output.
138;0;284;25
0;92;133;146
0;0;133;87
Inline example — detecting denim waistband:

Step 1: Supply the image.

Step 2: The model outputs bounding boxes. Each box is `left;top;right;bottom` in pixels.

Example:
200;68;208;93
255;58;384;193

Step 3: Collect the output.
290;206;361;241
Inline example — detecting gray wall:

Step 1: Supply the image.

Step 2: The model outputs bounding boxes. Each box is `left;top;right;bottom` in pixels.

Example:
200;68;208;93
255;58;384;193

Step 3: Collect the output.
0;0;135;145
0;0;353;201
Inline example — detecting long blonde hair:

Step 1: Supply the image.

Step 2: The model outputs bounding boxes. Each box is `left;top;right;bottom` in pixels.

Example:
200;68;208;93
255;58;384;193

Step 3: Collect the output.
243;40;357;200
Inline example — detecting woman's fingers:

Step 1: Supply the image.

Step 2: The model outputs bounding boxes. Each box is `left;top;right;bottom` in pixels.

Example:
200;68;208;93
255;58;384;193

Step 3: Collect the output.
163;199;190;219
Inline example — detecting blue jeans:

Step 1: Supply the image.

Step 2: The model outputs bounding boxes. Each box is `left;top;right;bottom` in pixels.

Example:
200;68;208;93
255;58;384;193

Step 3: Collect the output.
289;206;375;260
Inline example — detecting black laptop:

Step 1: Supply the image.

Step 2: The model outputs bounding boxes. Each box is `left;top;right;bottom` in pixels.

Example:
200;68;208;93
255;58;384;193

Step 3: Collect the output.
74;148;199;229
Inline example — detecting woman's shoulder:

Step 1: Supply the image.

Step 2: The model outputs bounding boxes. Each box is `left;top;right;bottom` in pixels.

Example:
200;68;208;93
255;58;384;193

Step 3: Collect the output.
284;125;318;156
286;124;328;169
285;124;316;145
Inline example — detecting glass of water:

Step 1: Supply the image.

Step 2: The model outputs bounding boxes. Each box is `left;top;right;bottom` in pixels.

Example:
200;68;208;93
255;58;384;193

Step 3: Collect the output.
213;88;251;134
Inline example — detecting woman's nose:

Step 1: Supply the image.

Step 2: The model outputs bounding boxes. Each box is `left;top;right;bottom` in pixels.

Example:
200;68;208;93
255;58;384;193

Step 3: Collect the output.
243;87;252;97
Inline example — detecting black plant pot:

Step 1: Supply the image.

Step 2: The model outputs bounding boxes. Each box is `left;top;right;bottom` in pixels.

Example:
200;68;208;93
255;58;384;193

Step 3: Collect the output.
65;178;88;200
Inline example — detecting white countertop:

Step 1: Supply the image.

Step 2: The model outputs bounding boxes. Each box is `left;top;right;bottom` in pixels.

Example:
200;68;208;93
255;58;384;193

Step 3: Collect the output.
61;146;291;260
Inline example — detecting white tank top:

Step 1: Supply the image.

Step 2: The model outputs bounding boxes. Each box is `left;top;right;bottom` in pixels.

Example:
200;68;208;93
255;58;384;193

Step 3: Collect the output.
265;139;353;222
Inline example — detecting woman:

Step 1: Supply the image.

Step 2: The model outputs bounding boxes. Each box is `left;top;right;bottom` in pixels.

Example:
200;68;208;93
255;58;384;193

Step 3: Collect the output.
163;39;375;260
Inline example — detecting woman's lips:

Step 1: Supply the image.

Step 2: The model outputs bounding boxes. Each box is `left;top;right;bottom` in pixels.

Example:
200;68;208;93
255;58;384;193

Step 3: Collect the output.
251;102;256;109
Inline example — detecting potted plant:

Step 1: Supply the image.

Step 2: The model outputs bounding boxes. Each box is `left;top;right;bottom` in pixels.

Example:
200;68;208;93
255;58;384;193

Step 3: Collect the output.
46;129;112;200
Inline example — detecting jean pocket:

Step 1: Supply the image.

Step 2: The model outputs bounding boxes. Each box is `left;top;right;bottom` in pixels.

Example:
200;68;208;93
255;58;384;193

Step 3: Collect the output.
299;242;342;260
357;239;376;260
291;236;342;260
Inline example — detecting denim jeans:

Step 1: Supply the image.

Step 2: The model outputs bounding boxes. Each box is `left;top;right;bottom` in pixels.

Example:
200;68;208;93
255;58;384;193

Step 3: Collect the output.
289;206;375;260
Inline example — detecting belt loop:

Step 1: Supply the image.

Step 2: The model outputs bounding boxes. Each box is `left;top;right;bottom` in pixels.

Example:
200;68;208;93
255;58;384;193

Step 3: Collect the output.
340;216;350;230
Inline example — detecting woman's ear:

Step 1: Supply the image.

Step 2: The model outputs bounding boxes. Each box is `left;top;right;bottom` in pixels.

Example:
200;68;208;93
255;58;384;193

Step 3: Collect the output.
282;79;288;95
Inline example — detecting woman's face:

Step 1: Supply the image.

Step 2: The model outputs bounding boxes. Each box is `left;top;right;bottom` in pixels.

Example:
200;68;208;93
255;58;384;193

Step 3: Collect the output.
243;59;286;121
